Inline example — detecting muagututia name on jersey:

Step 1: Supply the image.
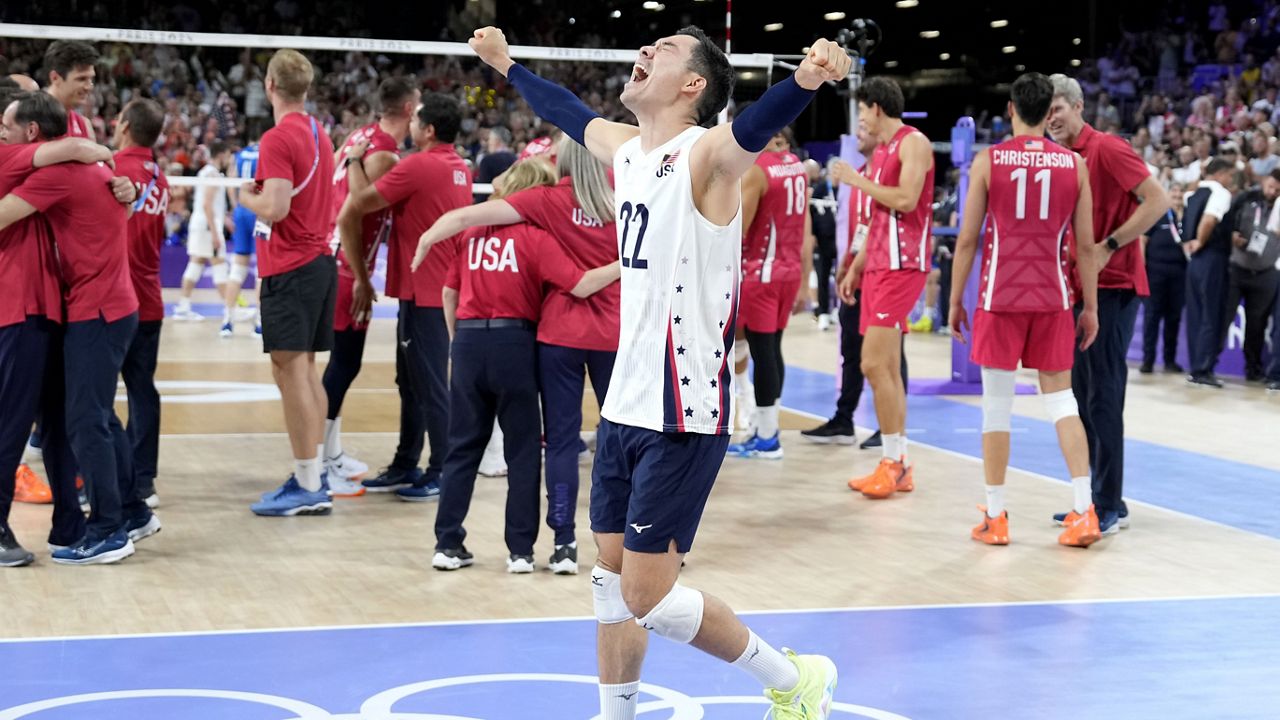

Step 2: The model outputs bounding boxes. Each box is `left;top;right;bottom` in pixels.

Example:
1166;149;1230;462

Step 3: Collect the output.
765;163;807;178
990;150;1077;168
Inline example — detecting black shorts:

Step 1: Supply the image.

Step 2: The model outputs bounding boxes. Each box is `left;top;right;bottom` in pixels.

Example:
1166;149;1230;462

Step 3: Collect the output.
589;418;730;554
260;254;337;353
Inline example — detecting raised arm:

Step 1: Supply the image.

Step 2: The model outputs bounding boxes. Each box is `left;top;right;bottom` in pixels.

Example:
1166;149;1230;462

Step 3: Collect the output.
411;199;524;271
33;137;114;168
948;149;991;342
469;27;637;164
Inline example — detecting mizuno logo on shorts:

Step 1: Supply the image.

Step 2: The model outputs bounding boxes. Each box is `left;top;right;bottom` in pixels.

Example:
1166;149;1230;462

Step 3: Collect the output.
630;523;653;534
876;313;890;319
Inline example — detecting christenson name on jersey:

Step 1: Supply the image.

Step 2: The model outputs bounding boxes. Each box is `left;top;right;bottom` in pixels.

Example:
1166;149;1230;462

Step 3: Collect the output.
603;127;741;436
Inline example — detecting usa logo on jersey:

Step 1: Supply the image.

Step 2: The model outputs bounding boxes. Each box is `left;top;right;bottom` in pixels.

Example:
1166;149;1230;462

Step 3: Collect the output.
656;149;681;178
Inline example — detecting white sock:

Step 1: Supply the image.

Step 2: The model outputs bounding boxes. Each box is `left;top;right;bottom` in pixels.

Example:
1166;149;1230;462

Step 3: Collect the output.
756;405;780;438
1072;476;1091;514
926;306;939;321
900;433;910;464
324;418;342;460
732;630;799;692
295;454;322;492
985;485;1005;517
736;371;753;394
882;433;902;460
599;681;640;720
177;297;191;311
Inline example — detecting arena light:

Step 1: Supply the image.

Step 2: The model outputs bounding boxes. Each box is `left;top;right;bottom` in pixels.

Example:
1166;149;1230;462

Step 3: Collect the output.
1002;46;1016;53
764;22;784;32
939;52;951;60
884;60;899;68
741;71;757;79
824;11;847;20
1015;64;1026;71
896;0;919;7
990;19;1009;28
611;10;621;18
642;1;663;10
1073;37;1082;45
1071;58;1082;67
802;46;811;53
920;30;940;39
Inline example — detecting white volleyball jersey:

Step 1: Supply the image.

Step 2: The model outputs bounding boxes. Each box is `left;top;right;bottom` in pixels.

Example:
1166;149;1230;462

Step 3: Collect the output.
601;126;742;436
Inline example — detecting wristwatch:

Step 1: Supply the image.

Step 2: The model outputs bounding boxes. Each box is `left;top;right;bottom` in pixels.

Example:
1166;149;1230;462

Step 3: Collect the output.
1105;236;1120;251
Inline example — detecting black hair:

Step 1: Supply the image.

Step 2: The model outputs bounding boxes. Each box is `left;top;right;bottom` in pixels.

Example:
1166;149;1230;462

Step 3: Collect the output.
208;140;230;158
417;92;461;143
1270;168;1280;183
13;92;67;139
1204;157;1235;176
677;26;734;127
121;98;164;147
855;77;904;119
378;77;417;116
1010;72;1054;126
44;40;99;81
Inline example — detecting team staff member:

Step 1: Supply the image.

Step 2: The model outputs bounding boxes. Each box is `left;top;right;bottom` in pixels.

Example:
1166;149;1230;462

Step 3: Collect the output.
950;72;1102;547
411;160;620;573
337;93;471;501
414;137;618;575
728;130;812;459
0;92;116;567
114;98;170;511
320;78;419;494
1140;195;1187;374
0;93;157;565
1047;74;1170;534
1181;159;1237;388
834;76;935;499
1224;170;1280;382
43;40;97;140
807;158;838;330
241;49;339;517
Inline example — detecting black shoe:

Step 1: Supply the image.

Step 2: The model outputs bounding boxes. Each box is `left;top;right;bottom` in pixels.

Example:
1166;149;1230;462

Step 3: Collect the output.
800;418;856;445
432;546;474;571
1164;362;1184;373
1246;371;1266;383
548;543;578;575
1187;373;1225;388
1266;380;1280;392
859;430;883;450
0;525;35;568
1138;362;1154;374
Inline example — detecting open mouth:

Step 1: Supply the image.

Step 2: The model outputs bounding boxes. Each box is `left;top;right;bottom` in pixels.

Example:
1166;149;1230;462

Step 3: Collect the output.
630;64;650;83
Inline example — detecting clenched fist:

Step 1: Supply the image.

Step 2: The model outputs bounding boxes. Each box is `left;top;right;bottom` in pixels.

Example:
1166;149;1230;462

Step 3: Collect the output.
470;26;515;76
795;38;853;90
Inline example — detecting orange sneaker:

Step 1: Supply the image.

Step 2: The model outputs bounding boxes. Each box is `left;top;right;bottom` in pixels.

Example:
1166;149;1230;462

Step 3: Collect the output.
14;464;52;504
1058;505;1102;547
895;463;914;493
971;506;1010;545
858;459;910;499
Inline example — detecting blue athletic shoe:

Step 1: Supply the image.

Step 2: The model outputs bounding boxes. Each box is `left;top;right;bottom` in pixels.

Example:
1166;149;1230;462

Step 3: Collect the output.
727;432;784;459
260;472;329;500
1054;507;1129;529
1098;510;1123;536
124;511;162;543
51;529;135;565
396;478;441;502
362;466;421;492
220;321;233;338
251;476;333;516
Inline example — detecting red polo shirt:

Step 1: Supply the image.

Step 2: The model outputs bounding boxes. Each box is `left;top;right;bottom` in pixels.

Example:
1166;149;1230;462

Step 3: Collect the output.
445;223;585;322
504;178;620;351
376;143;472;307
13;163;138;323
1071;123;1151;296
0;144;63;327
255;112;336;277
114;147;171;322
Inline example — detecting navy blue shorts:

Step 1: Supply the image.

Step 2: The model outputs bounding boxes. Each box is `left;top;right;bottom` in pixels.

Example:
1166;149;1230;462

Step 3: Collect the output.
231;206;257;256
589;418;730;554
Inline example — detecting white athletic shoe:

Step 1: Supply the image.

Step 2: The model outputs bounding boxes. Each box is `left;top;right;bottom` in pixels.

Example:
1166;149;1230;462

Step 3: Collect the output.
325;452;369;480
736;388;757;433
478;457;508;477
580;430;598;452
326;476;367;498
506;554;535;574
144;493;160;509
817;313;833;332
173;306;204;322
233;306;258;322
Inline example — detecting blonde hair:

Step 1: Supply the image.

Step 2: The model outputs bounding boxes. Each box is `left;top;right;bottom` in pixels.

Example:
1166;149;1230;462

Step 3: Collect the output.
267;49;314;103
556;135;615;224
492;159;557;200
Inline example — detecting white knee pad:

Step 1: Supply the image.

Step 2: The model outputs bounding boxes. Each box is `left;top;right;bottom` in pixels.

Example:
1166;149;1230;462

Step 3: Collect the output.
734;337;751;365
182;260;204;285
211;262;230;285
981;367;1017;433
591;567;632;625
228;262;250;284
635;583;704;644
1043;389;1079;424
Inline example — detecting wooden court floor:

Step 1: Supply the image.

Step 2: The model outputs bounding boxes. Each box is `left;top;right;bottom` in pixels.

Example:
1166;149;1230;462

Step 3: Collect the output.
4;293;1280;640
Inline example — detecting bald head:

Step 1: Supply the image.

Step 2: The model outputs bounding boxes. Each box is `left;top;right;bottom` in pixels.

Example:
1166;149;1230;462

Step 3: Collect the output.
9;75;38;91
804;158;822;182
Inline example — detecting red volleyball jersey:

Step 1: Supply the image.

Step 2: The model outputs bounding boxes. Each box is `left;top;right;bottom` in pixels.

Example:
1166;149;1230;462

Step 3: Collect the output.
981;136;1080;313
331;122;400;277
864;124;934;273
742;150;808;283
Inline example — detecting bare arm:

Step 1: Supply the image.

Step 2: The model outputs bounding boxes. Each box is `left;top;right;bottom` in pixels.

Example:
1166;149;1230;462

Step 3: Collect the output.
798;189;815;306
845;132;933;213
412;200;524;271
0;195;39;232
570;261;622;298
347;150;397;195
948;150;990;341
739;165;767;238
238;178;292;222
442;286;459;340
33;137;114;168
203;185;222;245
338;185;392;287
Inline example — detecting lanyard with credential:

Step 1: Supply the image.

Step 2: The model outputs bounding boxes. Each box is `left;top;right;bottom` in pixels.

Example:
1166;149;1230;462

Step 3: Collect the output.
132;162;160;213
291;117;321;198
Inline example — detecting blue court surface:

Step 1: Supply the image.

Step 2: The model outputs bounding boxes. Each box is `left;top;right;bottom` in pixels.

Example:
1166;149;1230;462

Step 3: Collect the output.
2;595;1277;719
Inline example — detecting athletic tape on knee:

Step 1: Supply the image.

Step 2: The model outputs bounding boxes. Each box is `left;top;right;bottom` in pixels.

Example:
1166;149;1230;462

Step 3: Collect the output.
228;262;249;284
1043;389;1080;424
981;367;1017;433
635;583;704;644
591;567;632;625
182;260;204;285
211;262;230;284
734;337;751;365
